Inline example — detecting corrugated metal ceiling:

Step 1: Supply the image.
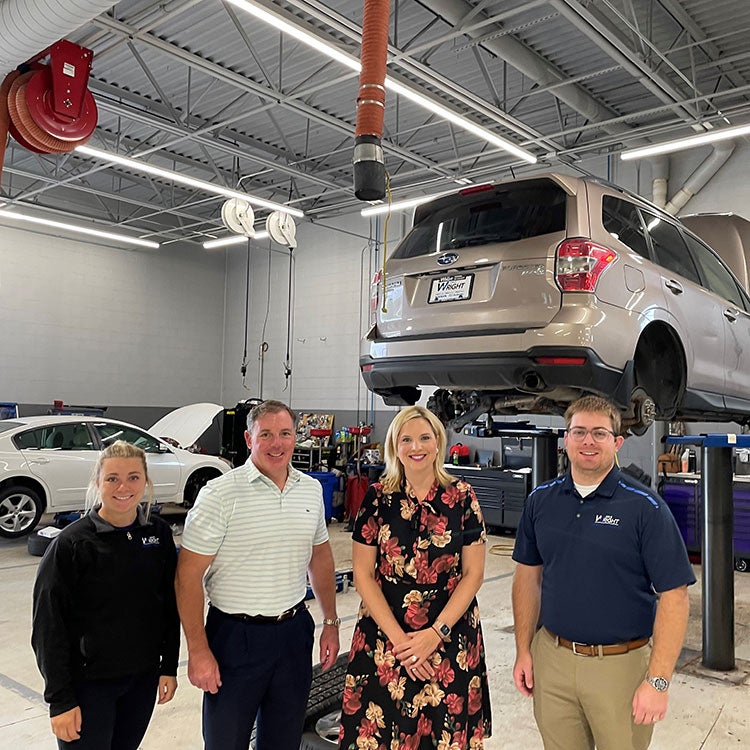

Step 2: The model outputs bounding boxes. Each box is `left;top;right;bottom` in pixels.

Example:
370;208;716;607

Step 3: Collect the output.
1;0;749;246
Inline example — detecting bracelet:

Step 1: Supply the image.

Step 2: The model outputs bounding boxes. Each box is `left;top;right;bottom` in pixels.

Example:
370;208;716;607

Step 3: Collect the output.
322;617;341;628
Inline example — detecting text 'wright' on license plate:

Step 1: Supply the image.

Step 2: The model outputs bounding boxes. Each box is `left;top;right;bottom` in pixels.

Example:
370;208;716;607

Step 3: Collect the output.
428;274;474;303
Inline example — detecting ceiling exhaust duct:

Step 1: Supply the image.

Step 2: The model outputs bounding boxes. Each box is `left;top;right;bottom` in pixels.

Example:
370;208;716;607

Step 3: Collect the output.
0;0;117;77
353;0;390;202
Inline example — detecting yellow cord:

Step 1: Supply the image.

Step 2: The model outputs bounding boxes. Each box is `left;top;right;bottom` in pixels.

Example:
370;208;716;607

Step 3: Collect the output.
381;171;392;314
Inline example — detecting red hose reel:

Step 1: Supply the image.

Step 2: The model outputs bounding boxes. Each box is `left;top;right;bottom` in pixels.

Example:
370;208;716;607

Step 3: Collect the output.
0;39;97;177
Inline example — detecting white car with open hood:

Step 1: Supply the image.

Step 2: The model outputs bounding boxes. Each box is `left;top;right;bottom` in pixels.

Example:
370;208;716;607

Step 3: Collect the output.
0;404;229;538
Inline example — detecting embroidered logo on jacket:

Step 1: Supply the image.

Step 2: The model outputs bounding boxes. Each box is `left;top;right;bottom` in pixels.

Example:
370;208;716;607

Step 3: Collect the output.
594;514;620;527
142;535;161;547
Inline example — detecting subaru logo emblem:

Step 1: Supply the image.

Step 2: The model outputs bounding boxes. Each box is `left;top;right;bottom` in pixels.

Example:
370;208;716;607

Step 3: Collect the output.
437;252;459;266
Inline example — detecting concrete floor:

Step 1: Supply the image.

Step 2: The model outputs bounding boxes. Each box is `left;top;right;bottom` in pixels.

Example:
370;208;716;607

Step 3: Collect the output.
1;513;749;749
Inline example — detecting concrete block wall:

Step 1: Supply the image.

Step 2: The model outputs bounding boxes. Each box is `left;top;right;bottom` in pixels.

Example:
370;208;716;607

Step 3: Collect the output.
0;225;225;406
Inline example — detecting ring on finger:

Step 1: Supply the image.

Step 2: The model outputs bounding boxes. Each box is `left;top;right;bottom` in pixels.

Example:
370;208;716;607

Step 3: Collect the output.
411;655;418;664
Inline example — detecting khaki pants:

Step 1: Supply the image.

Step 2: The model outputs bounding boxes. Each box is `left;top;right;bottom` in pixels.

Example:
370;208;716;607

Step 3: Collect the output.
530;627;654;750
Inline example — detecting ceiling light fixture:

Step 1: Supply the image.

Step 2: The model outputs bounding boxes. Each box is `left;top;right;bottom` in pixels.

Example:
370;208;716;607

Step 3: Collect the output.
361;191;451;217
620;123;750;160
203;231;270;249
0;208;160;249
75;145;304;218
226;0;536;165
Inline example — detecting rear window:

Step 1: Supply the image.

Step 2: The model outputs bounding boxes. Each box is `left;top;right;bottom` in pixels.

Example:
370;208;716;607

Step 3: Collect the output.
392;180;567;260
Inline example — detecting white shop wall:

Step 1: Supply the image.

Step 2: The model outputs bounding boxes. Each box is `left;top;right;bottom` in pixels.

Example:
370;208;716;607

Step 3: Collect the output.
0;224;225;407
220;214;397;419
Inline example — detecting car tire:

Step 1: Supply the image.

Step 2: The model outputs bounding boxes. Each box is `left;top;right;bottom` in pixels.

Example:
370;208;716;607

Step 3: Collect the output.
0;485;44;539
183;469;220;508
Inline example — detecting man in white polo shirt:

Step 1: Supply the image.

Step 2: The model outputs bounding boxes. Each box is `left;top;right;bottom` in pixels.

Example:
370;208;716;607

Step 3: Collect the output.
175;400;339;750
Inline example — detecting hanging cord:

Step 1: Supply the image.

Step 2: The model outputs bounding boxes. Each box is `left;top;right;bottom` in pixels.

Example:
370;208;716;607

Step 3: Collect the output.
380;170;392;313
240;240;251;389
258;240;273;398
282;246;294;391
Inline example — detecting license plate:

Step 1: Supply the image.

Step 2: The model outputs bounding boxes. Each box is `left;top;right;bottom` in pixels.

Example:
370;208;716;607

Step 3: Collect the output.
428;274;474;303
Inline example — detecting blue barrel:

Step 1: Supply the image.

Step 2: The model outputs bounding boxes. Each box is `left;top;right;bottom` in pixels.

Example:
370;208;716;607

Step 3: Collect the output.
306;471;339;521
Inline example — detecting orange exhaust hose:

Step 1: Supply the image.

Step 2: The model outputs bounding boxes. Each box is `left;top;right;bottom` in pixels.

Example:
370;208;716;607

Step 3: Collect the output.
355;0;390;139
0;70;19;183
8;72;76;153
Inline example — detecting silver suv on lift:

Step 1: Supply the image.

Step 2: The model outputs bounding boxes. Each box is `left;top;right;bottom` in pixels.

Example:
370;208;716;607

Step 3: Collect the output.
360;173;750;434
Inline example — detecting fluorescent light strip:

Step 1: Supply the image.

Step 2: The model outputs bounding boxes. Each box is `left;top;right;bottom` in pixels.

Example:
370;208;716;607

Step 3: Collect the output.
621;123;750;160
203;231;270;249
0;208;160;249
75;145;304;218
226;0;536;164
385;80;534;163
361;191;452;217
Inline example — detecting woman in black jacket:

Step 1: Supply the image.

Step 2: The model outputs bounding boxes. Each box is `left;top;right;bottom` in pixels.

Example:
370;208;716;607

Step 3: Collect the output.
32;440;180;749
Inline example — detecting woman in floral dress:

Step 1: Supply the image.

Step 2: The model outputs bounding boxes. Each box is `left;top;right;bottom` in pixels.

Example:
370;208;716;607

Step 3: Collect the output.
339;406;491;750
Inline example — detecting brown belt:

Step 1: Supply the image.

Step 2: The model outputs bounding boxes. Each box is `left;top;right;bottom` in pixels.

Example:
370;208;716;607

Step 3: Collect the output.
213;600;307;624
546;628;649;657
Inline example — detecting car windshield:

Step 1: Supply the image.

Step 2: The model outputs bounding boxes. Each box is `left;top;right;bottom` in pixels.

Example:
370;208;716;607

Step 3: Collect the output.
392;180;567;259
0;421;22;434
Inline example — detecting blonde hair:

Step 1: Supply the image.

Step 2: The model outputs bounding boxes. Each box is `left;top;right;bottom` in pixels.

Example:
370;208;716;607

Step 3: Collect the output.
85;440;154;516
379;406;454;493
564;395;622;435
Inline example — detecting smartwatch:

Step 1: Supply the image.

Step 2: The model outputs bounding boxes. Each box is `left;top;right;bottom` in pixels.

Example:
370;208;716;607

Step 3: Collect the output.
433;620;451;641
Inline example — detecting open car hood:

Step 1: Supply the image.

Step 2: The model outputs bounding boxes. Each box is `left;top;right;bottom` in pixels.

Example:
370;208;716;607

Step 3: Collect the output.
150;403;224;449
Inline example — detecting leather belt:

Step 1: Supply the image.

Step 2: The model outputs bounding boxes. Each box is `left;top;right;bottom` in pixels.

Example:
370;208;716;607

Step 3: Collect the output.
214;600;307;624
546;628;649;657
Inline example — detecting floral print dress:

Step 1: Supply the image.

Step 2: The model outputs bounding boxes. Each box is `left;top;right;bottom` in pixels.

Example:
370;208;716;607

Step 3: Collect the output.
339;480;491;750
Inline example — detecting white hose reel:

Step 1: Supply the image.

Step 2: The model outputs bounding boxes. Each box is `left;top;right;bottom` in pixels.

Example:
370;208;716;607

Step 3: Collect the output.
221;198;256;237
266;210;297;249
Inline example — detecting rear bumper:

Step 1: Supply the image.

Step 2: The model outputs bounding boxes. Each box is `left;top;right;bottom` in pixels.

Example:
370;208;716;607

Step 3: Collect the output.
360;345;632;404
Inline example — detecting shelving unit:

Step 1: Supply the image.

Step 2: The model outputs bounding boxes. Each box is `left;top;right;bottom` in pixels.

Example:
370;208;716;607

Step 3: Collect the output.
292;446;334;472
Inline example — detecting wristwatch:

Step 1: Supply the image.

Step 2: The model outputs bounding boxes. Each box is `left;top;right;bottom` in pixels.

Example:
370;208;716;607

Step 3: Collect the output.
322;617;341;628
433;620;451;641
646;676;670;692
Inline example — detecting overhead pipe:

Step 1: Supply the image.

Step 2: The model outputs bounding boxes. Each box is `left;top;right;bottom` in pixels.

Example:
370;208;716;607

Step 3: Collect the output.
353;0;390;202
651;156;669;208
664;142;734;215
0;0;117;77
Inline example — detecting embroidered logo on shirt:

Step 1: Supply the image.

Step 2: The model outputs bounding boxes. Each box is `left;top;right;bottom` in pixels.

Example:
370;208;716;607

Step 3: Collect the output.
142;535;161;547
594;514;620;527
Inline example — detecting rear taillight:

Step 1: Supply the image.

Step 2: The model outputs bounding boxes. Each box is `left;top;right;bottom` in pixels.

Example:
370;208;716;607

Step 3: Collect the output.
370;270;382;316
458;183;493;196
555;239;617;292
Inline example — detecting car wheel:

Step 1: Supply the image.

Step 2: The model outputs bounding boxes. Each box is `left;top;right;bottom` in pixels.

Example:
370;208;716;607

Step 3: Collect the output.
427;389;456;426
735;558;748;573
627;386;657;436
300;708;340;747
633;326;685;422
0;485;44;539
183;469;219;508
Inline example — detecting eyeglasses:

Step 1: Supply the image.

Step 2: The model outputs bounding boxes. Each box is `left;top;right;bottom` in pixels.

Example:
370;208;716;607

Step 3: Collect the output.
566;427;616;442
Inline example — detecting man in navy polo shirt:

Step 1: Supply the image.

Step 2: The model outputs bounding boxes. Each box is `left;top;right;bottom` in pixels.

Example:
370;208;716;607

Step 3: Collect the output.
512;395;695;750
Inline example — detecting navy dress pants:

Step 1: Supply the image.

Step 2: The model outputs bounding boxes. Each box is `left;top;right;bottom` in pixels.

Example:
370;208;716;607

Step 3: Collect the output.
203;606;315;750
57;670;159;750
